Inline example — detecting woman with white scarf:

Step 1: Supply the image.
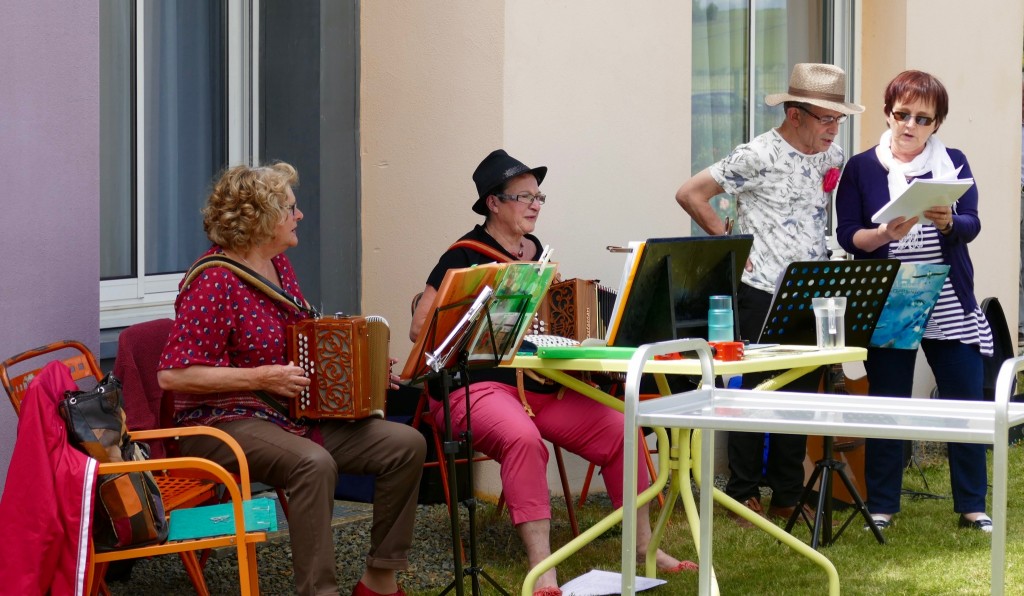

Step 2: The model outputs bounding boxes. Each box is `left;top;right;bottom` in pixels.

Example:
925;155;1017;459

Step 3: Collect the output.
836;70;994;533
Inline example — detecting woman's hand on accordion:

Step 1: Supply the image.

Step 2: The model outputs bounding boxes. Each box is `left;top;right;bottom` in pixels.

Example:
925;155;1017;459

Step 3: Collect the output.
388;358;401;390
262;362;311;399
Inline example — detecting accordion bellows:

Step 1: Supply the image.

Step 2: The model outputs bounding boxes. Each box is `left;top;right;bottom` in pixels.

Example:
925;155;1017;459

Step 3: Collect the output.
533;278;617;341
287;315;389;420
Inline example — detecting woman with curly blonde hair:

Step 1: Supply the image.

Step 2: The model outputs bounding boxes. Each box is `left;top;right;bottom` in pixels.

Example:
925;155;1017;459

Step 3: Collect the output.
159;162;426;596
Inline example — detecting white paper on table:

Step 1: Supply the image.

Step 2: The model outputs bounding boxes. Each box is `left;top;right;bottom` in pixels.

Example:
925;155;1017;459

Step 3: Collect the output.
870;173;973;224
558;569;667;595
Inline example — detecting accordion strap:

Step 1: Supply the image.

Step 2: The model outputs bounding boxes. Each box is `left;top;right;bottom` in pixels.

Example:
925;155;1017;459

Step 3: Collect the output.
182;254;319;317
180;254;314;420
448;239;514;264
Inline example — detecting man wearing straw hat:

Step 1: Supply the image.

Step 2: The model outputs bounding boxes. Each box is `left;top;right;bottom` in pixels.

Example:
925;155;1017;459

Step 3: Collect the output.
676;63;864;526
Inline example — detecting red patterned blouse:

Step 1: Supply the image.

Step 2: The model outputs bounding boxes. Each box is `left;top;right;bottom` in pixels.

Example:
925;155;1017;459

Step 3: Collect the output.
159;246;311;436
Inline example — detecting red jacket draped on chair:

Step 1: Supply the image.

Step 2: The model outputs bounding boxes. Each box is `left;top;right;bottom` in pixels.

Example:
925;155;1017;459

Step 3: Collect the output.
0;360;98;595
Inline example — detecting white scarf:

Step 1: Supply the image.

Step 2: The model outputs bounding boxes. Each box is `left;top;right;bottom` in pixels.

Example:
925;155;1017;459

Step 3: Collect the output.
875;129;957;251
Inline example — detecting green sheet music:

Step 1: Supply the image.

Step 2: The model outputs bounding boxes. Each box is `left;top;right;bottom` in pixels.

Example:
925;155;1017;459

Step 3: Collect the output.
535;345;638;360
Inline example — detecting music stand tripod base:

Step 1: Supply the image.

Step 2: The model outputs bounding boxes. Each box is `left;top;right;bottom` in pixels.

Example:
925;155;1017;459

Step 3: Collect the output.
783;440;885;548
760;261;897;547
436;358;511;596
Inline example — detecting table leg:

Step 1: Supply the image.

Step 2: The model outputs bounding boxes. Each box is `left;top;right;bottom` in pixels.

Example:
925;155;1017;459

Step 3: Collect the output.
689;429;842;596
522;424;671;596
992;429;1008;596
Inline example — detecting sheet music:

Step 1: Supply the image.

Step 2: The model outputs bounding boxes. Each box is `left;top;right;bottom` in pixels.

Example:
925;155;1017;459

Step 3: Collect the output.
870;173;972;224
403;260;558;380
464;262;558;364
558;569;665;595
604;240;645;344
425;286;493;372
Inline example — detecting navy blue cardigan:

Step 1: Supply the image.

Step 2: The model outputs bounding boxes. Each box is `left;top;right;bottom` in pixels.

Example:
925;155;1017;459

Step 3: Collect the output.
835;146;981;314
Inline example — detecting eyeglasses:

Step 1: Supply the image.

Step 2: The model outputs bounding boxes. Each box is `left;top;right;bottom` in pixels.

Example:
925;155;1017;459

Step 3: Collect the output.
496;192;546;206
795;104;848;125
891;111;936;126
284;203;298;217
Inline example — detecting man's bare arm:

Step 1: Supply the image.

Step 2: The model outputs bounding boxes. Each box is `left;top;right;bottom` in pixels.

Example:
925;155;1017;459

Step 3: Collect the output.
675;168;729;236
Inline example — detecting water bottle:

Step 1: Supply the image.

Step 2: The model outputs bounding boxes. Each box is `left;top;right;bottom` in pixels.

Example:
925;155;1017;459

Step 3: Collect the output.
707;295;734;342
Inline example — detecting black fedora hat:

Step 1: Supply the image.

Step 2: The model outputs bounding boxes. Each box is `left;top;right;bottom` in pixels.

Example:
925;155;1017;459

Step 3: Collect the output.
471;149;547;215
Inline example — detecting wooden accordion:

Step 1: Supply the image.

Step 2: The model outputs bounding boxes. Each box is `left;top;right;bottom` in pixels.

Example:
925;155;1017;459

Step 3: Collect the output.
533;278;617;341
287;315;390;420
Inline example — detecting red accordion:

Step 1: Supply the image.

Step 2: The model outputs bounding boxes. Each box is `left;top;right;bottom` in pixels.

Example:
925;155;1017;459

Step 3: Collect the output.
287;315;390;420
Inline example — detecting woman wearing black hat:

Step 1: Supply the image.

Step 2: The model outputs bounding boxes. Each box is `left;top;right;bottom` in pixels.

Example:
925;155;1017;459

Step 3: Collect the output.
410;150;693;595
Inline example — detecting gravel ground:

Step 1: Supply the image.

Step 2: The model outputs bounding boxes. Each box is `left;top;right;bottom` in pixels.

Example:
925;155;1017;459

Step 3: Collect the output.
107;483;687;595
108;500;470;595
108;490;614;595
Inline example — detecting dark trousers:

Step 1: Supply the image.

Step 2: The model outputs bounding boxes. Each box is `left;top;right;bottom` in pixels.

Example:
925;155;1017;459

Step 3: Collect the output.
864;340;988;514
724;282;815;506
181;417;426;596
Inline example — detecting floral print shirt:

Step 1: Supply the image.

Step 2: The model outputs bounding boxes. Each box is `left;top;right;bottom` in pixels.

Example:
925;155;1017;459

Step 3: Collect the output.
709;128;844;293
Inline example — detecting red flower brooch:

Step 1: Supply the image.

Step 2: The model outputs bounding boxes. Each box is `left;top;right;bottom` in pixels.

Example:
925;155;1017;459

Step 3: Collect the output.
823;167;841;193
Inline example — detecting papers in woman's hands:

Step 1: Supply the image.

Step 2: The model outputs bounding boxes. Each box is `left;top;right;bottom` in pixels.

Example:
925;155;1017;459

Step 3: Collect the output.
871;176;974;224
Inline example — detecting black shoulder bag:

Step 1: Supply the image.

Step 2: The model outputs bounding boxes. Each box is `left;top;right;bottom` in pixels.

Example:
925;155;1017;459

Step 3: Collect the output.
59;373;169;551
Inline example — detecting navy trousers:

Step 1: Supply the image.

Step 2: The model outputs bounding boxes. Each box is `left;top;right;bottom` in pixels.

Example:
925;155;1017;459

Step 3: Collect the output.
863;339;988;514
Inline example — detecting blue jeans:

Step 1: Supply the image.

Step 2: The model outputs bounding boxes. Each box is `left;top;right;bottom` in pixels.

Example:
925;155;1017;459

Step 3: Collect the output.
863;339;988;514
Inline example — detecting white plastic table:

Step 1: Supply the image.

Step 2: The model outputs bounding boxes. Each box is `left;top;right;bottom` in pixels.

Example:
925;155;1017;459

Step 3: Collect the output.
621;339;1024;596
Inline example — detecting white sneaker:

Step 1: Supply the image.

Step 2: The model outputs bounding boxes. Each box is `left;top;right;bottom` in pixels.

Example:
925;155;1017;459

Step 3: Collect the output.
863;514;891;531
958;513;993;533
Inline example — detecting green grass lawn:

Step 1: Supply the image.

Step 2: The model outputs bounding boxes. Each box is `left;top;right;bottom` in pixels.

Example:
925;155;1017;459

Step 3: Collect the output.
409;442;1024;595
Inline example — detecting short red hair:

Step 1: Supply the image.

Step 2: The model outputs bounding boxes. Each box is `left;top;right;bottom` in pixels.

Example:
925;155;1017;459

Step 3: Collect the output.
883;70;949;127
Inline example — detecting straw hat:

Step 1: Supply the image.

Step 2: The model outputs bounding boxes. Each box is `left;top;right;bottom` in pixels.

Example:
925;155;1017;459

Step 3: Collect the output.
764;63;864;115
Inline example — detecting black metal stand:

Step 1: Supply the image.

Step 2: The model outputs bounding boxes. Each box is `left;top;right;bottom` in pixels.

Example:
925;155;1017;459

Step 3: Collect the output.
784;436;885;547
783;373;885;547
404;262;553;596
902;441;944;500
757;260;901;547
437;354;509;596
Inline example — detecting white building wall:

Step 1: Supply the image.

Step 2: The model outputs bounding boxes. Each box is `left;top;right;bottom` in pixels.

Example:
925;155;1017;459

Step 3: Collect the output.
362;1;1024;500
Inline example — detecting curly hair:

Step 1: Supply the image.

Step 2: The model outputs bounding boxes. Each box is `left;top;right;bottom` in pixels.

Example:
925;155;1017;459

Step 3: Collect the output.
202;162;299;251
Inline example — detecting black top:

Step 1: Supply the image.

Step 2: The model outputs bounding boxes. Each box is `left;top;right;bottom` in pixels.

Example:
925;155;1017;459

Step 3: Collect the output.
426;224;543;288
424;224;550;392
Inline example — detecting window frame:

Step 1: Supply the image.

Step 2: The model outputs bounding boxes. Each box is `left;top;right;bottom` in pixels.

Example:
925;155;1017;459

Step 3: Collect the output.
99;0;260;329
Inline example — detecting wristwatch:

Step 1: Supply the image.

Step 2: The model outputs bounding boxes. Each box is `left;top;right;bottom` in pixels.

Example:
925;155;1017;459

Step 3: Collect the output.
941;219;954;234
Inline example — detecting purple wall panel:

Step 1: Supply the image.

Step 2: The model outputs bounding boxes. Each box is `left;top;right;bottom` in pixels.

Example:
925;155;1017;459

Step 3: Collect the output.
0;1;100;490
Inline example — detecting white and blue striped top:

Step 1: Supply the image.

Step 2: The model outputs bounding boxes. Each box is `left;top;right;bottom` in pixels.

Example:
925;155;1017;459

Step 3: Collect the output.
889;226;993;356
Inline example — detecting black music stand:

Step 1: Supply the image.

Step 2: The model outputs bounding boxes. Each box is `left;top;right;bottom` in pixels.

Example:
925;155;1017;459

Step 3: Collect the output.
608;235;753;346
404;262;556;596
759;259;900;548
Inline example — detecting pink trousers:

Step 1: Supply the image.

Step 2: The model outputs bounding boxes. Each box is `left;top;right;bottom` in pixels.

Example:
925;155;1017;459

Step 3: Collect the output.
432;381;650;525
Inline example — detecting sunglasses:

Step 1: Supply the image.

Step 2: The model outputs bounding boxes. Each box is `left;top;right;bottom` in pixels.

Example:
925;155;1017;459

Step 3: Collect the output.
891;111;936;126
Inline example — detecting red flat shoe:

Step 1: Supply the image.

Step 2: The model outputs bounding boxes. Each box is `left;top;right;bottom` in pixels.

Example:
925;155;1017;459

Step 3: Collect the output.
659;560;699;573
351;580;406;596
533;588;562;596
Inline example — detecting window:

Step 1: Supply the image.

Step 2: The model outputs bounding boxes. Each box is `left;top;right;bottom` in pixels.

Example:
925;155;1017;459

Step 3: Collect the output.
690;0;855;235
100;0;255;329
